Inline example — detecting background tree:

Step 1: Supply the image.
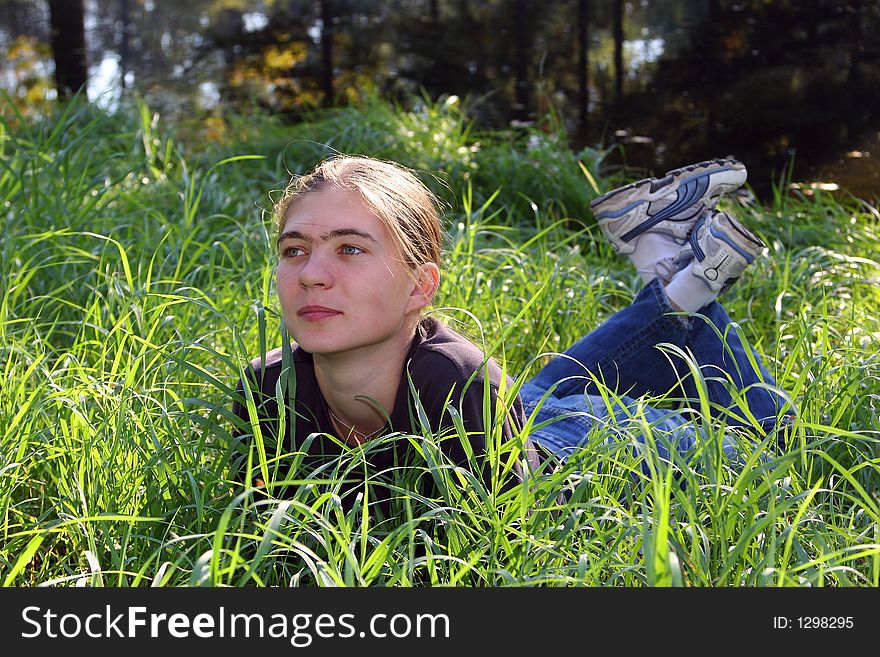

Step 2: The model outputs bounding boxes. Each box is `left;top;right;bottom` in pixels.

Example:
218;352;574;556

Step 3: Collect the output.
119;0;131;91
48;0;88;100
577;0;591;146
611;0;623;116
511;0;533;122
319;0;335;107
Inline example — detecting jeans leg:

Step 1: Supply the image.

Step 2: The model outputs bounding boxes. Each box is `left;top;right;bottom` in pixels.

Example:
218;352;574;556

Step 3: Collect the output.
675;301;795;434
526;277;793;439
529;278;690;399
519;383;743;475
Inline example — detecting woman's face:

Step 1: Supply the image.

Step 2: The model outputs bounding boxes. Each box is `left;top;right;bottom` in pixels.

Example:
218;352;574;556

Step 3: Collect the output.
276;185;431;357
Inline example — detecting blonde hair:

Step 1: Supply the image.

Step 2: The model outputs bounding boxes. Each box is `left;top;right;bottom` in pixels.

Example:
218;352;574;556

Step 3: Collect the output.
274;155;443;272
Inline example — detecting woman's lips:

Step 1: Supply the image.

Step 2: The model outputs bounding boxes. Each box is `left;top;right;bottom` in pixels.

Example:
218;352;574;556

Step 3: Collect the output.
297;305;342;321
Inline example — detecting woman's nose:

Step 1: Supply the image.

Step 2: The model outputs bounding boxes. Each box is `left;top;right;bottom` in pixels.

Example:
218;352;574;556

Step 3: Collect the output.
298;252;333;288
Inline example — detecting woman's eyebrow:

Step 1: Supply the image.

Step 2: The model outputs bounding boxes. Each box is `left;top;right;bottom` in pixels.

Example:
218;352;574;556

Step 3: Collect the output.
324;228;379;243
277;227;378;247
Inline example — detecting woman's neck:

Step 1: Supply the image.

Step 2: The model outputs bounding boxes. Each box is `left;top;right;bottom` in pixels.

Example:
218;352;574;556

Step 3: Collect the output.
312;325;418;443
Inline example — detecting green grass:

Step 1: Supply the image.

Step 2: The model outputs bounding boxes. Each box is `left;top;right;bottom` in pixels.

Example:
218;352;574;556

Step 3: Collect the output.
1;96;878;587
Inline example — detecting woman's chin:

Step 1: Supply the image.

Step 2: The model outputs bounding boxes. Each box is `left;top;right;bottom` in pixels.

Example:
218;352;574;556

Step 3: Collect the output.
292;333;355;356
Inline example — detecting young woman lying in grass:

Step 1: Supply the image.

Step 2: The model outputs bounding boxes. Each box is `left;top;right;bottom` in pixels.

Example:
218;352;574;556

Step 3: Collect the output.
232;155;795;515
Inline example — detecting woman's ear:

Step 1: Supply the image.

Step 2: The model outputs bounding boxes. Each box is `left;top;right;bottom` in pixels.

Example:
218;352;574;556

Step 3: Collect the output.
408;262;441;312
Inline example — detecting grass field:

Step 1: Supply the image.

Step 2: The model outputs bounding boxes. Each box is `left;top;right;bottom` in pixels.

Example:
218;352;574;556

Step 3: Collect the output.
1;96;878;587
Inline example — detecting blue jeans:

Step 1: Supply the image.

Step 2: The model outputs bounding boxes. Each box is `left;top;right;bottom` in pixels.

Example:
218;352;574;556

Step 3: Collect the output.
519;278;794;470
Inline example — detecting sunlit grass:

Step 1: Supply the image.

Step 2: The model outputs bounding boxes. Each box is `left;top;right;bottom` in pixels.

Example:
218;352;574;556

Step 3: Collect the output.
1;97;878;587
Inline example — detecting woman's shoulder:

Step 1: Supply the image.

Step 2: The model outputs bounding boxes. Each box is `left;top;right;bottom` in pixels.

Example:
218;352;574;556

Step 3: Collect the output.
239;345;314;399
410;317;507;385
234;344;322;418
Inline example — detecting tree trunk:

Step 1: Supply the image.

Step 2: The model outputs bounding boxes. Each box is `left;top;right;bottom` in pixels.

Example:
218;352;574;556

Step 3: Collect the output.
612;0;623;113
705;0;720;151
49;0;89;100
848;0;864;87
119;0;131;90
577;0;590;145
512;0;531;122
320;0;335;107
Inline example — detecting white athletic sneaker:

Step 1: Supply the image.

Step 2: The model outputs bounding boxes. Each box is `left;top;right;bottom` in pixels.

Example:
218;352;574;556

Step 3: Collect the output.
590;158;748;255
674;209;766;293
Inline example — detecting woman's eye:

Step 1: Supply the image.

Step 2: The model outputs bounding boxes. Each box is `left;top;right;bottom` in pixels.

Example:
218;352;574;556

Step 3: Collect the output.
340;245;364;256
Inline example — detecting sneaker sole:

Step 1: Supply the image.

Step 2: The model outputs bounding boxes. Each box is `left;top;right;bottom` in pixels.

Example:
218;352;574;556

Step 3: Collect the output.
591;158;747;251
591;158;746;212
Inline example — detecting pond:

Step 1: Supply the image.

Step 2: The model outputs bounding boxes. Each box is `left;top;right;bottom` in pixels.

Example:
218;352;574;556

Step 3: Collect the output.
2;0;878;201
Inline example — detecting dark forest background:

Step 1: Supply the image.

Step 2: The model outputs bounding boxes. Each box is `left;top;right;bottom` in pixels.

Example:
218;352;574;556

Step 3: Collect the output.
3;0;879;200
